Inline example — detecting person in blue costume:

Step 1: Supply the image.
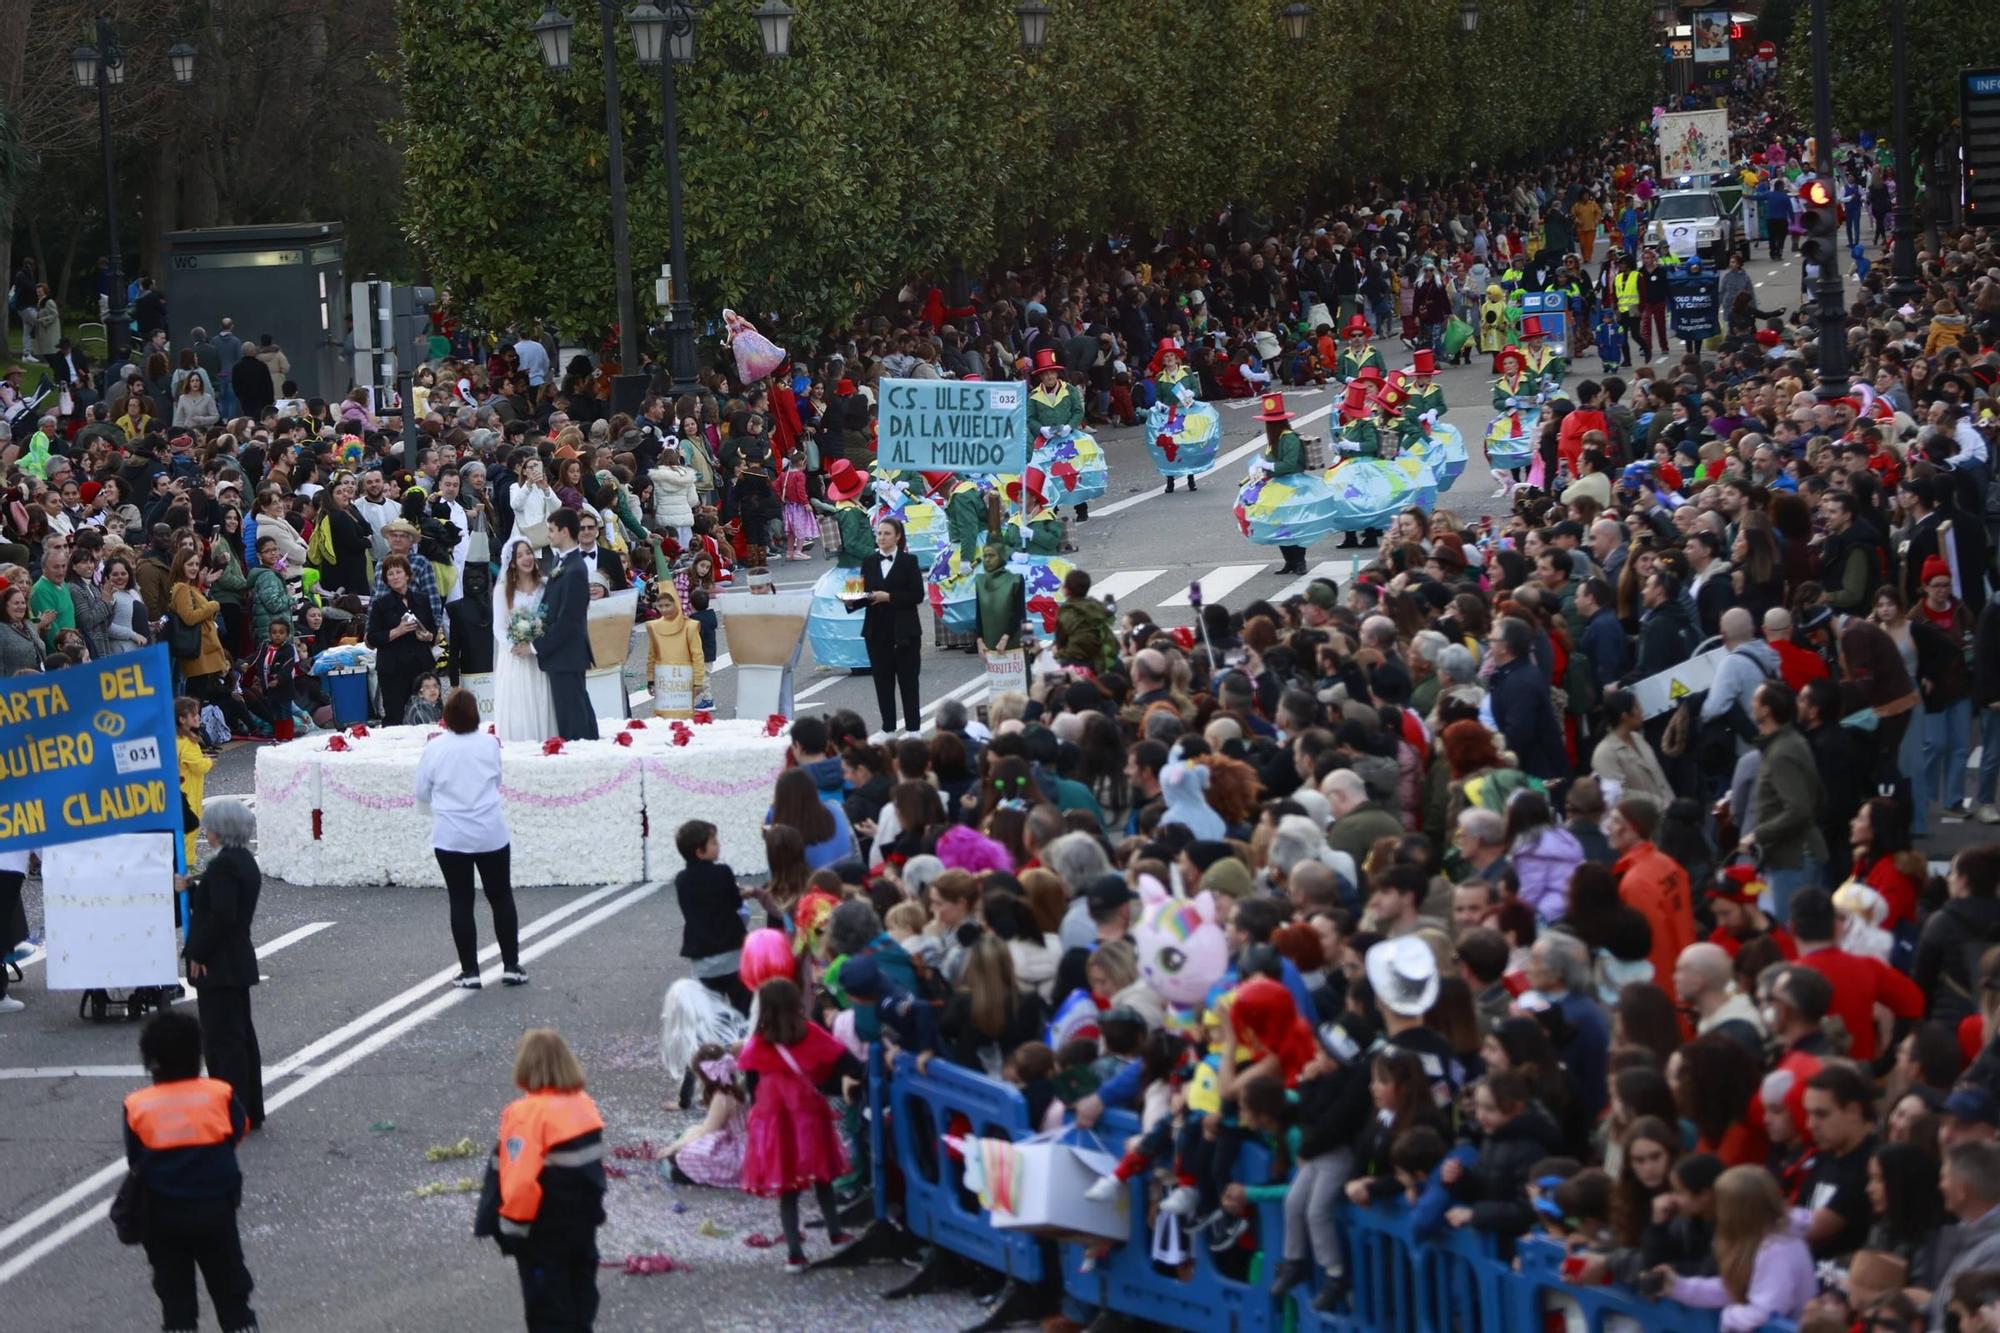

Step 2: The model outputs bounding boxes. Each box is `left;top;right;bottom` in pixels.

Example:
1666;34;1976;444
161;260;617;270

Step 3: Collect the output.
1255;393;1309;576
1025;348;1103;523
1486;344;1547;496
1145;338;1220;494
805;458;878;669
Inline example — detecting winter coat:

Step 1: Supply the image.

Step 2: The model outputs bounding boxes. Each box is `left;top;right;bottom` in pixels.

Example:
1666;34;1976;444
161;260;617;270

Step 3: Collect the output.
1511;826;1586;922
648;463;699;528
1915;896;2000;1024
1464;1105;1566;1235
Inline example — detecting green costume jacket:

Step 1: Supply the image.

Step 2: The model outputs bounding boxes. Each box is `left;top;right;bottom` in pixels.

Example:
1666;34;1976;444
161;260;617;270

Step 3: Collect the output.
1406;383;1446;418
945;482;986;563
1003;512;1062;558
1493;375;1536;411
1266;429;1305;477
1337;346;1384;381
973;567;1026;649
1337;419;1382;458
1523;345;1567;384
834;503;874;567
1155;368;1199;406
1028;383;1084;434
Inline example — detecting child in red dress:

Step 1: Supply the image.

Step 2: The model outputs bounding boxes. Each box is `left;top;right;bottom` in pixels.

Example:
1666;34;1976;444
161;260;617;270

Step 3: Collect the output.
738;978;864;1273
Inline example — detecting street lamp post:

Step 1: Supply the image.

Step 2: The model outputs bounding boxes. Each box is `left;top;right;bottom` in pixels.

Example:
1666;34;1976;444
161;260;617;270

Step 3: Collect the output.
71;9;195;369
1807;0;1848;398
1886;0;1920;304
536;1;791;403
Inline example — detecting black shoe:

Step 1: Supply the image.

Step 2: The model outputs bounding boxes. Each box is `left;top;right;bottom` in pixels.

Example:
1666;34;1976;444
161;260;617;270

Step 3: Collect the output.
1313;1275;1350;1312
500;968;529;987
1270;1258;1311;1297
1336;532;1359;549
1165;478;1176;493
1187;476;1197;492
451;974;482;990
1074;504;1089;523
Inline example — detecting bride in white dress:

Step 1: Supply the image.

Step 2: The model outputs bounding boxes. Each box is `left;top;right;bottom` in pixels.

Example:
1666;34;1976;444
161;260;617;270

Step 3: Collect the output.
493;538;558;743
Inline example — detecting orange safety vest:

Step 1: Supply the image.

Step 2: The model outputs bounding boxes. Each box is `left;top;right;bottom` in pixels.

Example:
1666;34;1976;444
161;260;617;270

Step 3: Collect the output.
496;1089;605;1227
124;1078;237;1150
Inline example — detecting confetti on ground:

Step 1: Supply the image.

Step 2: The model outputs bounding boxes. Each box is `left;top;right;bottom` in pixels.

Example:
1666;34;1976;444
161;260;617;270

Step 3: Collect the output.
743;1232;777;1249
601;1253;683;1276
672;1201;688;1214
696;1218;732;1239
609;1141;661;1160
412;1178;479;1198
423;1137;481;1162
369;1121;397;1133
605;1165;630;1179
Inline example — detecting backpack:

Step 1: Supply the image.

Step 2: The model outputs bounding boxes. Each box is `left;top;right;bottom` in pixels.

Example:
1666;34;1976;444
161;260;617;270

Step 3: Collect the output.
199;704;232;747
1563;649;1602;719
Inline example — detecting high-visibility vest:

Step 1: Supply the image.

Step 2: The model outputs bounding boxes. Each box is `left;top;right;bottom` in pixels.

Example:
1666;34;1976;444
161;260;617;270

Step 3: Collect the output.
1614;270;1641;313
496;1089;605;1229
125;1078;236;1149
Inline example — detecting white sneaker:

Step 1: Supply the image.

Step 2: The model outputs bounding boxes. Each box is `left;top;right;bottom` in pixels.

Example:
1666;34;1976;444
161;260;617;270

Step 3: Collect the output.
1978;805;2000;825
0;996;24;1014
1161;1185;1199;1218
1083;1175;1122;1204
1489;484;1512;499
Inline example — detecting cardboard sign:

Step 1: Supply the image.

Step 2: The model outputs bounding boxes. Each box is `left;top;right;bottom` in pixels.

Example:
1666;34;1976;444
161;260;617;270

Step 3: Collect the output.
652;664;694;715
1668;275;1721;340
983;649;1028;698
877;378;1029;476
43;833;180;990
1659;109;1730;178
1631;647;1726;719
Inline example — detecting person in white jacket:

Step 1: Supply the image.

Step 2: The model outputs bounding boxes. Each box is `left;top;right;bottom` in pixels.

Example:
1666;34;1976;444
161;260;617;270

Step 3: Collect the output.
509;456;559;558
648;448;699;547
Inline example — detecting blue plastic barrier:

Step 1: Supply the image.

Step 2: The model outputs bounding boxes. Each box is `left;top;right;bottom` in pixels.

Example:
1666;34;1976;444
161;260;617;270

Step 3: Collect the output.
1056;1107;1287;1333
883;1050;1046;1283
870;1057;1796;1333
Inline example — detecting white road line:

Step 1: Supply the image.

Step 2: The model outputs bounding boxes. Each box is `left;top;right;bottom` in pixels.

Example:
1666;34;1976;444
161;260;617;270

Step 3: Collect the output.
0;1066;147;1081
1270;560;1347;602
1090;568;1170;605
1089;402;1335;519
792;676;843;703
0;882;661;1285
10;921;331;975
1160;565;1264;608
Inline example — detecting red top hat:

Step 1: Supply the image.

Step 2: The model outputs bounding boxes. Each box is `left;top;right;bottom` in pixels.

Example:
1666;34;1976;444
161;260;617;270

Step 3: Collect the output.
1408;348;1437;377
1341;314;1372;340
1495;346;1528;375
1519;315;1547;340
824;458;867;503
1254;393;1292;423
1379;382;1409;411
1355;364;1385;386
835;378;857;395
1029;348;1061;379
1006;466;1048;507
1155;337;1184;361
920;470;956;494
1713;864;1767;905
1338;382;1374;423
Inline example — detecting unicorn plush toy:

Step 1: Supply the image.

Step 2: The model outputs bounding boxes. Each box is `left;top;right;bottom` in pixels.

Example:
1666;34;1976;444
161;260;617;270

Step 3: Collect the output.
1131;874;1231;1032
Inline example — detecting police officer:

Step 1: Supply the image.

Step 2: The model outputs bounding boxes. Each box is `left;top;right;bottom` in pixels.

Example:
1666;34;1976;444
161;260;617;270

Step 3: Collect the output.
122;1011;259;1333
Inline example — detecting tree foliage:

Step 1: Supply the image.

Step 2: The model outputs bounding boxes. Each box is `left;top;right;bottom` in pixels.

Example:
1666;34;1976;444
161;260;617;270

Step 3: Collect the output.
1780;0;1993;151
397;0;1662;340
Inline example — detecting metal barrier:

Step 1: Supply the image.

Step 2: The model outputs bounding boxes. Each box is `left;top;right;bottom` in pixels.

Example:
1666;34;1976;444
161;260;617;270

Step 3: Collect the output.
871;1056;1796;1333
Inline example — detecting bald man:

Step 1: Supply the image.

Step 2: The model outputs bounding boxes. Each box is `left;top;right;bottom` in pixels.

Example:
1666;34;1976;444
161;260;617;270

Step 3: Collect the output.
1698;608;1780;751
1672;941;1766;1054
1131;648;1172;708
1763;606;1831;692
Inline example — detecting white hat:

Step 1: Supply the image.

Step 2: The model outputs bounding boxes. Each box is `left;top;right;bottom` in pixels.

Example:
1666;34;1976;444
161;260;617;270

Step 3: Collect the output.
1365;937;1439;1018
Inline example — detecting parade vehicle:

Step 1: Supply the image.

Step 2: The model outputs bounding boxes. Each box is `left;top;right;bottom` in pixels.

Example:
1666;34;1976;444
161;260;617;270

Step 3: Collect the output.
1642;187;1746;267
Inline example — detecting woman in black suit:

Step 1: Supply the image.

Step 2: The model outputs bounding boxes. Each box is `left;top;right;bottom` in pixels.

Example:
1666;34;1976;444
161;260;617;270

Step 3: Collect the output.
364;553;438;724
179;798;265;1127
855;516;924;734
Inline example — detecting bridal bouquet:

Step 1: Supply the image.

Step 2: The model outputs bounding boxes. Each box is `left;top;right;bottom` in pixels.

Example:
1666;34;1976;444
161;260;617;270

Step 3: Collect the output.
506;606;545;646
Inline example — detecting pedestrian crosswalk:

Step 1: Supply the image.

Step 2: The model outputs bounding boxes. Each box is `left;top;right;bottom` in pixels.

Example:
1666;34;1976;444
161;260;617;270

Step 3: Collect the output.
1159;564;1264;608
1269;560;1351;603
1090;568;1170;606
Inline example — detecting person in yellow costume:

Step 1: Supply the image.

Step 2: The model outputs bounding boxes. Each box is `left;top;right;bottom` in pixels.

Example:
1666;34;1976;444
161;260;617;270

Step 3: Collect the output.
643;583;708;719
175;695;211;868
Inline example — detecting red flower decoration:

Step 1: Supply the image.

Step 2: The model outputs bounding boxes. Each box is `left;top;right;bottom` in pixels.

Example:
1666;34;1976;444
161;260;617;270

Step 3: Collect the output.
542;737;565;756
348;724;370;738
764;713;788;737
487;724;496;735
671;729;692;748
625;718;647;730
691;710;714;725
614;731;633;747
325;735;349;752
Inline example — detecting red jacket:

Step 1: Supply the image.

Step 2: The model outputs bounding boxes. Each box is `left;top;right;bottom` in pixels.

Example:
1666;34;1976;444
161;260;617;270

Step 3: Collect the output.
1707;922;1799;961
1798;944;1924;1063
1770;639;1830;693
1614;841;1695;1004
1558;407;1608;477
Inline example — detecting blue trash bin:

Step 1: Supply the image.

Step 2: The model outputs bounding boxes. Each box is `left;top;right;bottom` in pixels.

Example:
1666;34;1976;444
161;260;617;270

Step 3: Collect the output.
326;669;373;727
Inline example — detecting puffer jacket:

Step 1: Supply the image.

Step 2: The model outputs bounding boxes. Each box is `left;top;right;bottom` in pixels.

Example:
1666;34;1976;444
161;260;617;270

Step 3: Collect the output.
1511;825;1586;922
1464;1103;1566;1236
648;463;699;528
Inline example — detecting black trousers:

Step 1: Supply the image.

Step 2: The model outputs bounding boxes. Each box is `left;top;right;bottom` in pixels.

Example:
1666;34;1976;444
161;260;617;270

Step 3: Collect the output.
195;985;265;1127
144;1196;256;1333
378;659;421;727
514;1237;599;1332
867;635;920;732
547;670;598;741
1277;544;1308;571
0;869;23;1001
436;846;520;976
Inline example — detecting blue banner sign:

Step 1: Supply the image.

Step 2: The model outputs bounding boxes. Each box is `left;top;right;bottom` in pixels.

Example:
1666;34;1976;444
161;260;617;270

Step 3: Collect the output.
0;645;185;852
877;378;1029;475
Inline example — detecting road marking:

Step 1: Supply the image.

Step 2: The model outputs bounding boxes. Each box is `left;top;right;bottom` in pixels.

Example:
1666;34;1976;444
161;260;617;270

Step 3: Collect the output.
0;1066;147;1081
0;882;661;1285
919;675;989;720
9;921;331;976
1090;568;1169;605
1088;403;1335;519
792;676;843;703
1160;565;1264;608
1271;560;1347;602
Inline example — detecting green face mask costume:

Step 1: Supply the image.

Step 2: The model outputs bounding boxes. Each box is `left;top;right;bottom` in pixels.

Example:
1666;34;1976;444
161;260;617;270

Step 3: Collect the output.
973;543;1023;650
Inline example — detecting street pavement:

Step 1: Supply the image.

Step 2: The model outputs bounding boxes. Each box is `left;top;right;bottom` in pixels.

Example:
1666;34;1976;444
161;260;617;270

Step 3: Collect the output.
1;243;1991;1330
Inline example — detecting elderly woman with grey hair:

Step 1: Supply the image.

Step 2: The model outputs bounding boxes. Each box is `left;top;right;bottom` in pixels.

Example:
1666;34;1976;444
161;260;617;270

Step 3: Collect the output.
178;797;266;1127
1044;831;1114;951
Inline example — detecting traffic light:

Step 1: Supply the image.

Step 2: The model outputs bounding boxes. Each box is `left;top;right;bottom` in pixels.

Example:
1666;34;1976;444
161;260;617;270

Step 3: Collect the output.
391;285;436;370
1798;178;1838;242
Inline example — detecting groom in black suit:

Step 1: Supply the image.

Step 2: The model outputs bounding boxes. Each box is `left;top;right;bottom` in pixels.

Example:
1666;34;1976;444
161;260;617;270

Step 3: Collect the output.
526;506;598;740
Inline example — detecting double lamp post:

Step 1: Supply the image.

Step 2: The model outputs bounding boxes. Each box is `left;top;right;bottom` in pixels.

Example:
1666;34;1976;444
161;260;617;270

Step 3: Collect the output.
528;0;793;406
71;9;198;370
